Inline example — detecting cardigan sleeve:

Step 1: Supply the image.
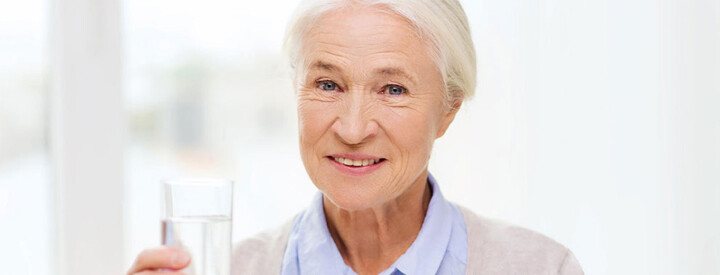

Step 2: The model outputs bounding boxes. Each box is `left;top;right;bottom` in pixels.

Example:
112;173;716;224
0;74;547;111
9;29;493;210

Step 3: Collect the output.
231;216;297;275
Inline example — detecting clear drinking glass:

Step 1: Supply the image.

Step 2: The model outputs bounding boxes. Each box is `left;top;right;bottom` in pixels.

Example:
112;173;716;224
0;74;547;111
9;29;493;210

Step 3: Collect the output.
162;178;233;275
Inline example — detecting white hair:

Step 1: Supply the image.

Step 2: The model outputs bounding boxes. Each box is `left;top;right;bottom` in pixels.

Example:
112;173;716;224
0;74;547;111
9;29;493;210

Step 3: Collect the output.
283;0;477;101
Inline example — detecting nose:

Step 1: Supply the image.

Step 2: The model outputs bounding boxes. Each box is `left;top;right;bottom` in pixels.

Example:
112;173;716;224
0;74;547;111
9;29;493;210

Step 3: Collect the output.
331;91;378;145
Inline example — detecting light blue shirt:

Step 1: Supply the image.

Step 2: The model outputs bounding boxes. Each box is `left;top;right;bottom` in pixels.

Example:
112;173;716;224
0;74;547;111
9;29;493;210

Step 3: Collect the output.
281;173;468;275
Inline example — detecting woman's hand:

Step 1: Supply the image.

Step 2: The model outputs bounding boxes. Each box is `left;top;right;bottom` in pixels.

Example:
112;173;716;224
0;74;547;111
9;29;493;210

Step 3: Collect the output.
127;246;190;275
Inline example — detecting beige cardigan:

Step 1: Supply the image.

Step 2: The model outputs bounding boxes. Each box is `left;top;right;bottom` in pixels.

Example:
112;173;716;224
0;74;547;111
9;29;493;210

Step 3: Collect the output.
232;205;584;274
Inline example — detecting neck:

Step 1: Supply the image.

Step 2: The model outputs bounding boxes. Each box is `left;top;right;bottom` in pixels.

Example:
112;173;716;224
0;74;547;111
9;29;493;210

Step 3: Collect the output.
322;171;432;275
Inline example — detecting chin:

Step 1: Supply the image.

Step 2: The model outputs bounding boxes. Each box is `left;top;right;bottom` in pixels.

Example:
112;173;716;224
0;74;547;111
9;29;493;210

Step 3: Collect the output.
321;184;386;211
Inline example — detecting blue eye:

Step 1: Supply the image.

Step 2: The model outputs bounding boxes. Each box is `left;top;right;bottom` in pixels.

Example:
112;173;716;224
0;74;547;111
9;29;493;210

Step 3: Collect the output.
385;85;405;95
318;81;338;91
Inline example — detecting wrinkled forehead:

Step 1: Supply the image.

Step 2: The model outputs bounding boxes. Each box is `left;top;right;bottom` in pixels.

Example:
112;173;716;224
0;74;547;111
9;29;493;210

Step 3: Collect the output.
297;5;438;81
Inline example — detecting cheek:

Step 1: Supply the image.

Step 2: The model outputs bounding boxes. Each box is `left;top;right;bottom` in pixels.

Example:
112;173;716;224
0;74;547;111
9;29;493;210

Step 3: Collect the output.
381;107;436;159
297;100;334;153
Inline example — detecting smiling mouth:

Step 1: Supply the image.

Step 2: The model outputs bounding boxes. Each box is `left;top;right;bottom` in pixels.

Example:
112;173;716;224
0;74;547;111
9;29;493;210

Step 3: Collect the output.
329;156;386;167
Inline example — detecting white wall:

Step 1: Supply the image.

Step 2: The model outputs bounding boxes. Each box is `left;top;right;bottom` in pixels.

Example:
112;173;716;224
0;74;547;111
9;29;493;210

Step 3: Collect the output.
435;1;719;274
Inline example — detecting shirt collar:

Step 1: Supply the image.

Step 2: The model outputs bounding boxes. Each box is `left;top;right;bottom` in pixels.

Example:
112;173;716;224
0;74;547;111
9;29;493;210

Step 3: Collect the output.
296;192;350;274
391;173;453;274
295;173;454;275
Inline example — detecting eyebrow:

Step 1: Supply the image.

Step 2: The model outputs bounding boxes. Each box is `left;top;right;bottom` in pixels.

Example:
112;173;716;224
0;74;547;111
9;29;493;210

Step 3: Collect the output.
374;67;416;85
309;60;416;84
310;61;341;72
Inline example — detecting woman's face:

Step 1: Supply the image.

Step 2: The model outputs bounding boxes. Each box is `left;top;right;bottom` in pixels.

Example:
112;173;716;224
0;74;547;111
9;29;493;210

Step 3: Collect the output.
297;5;459;210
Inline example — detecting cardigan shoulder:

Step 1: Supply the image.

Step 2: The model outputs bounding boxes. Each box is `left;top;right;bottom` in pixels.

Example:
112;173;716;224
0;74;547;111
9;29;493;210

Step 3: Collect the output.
457;205;584;274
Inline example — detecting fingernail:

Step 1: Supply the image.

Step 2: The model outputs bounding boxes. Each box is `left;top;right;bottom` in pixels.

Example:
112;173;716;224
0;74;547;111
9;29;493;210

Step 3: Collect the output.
172;251;190;266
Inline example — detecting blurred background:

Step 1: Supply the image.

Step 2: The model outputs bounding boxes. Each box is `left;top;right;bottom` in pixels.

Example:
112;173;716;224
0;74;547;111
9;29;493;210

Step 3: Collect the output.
0;0;718;274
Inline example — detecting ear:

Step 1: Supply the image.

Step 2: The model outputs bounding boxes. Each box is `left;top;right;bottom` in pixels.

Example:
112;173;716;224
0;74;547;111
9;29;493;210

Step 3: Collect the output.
435;93;463;139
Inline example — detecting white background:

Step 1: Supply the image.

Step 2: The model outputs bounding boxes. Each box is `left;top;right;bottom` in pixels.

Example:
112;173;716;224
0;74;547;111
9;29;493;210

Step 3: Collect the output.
0;0;718;274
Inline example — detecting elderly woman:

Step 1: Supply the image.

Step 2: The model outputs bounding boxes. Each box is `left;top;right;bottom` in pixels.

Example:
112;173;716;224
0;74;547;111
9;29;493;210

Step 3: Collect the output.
129;0;583;274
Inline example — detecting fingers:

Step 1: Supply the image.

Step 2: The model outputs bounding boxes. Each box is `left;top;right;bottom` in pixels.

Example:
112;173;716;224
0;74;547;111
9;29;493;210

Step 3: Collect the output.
127;246;190;275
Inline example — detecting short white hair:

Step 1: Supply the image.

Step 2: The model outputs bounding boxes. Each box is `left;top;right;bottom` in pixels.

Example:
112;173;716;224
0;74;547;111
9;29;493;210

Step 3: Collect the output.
283;0;477;101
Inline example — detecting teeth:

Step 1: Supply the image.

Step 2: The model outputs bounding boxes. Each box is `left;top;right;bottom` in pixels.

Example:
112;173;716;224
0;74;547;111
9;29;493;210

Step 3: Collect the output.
333;157;381;167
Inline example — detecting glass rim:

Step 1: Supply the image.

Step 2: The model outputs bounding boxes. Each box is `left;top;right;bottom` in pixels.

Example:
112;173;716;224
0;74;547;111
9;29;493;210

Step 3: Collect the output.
162;177;233;187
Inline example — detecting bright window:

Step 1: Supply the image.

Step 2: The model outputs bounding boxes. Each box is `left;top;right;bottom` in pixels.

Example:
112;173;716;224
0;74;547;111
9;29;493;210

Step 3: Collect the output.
0;0;52;274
